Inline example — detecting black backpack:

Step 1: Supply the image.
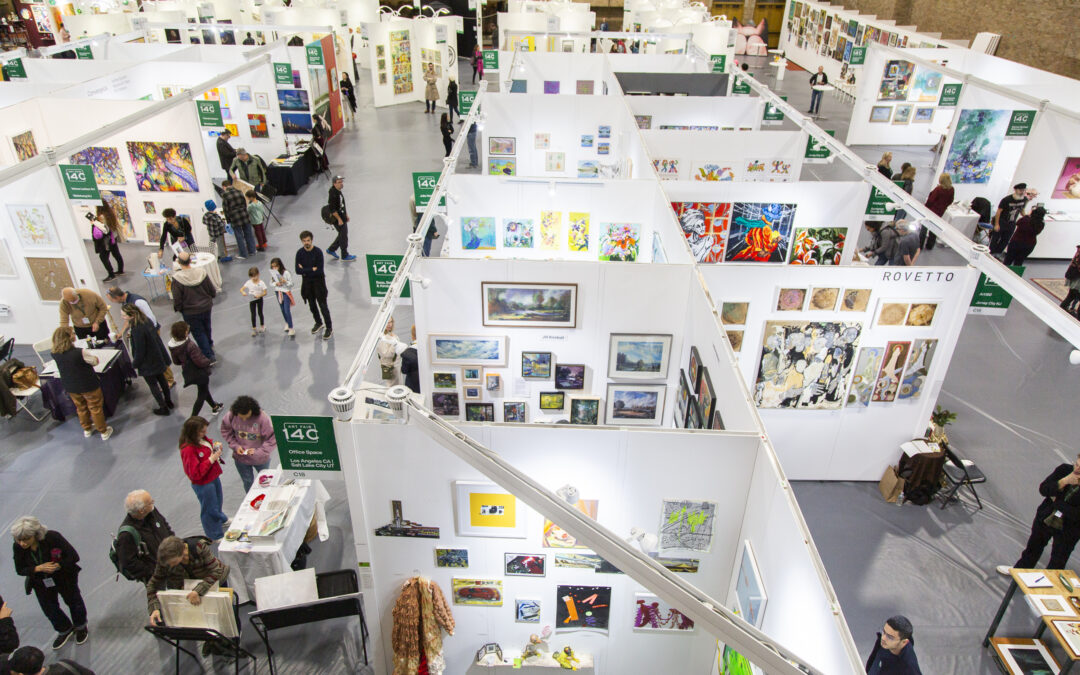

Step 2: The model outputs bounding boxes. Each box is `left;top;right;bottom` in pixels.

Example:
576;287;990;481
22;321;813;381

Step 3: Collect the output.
108;525;148;581
320;204;335;224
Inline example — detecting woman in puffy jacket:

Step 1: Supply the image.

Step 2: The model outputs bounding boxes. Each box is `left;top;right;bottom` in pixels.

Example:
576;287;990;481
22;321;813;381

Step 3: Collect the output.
178;416;229;541
220;396;276;493
124;304;173;416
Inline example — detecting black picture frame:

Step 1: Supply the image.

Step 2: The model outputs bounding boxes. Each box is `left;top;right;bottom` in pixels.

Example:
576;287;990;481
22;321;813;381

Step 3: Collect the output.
539;391;566;410
555;363;586;390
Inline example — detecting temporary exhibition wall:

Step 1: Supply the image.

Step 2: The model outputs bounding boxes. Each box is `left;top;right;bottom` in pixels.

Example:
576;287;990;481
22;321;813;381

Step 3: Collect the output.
698;263;979;480
1012;109;1080;258
440;176;689;265
643;129;807;183
606;52;710;75
340;0;380;67
498;52;613;96
626;95;762;130
64;13;134;39
365;17;426;108
479;93;648;180
17;57;133;84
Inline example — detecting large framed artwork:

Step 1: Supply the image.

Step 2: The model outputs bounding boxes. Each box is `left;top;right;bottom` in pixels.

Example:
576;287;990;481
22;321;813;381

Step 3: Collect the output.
945;109;1009;184
126;142;199;192
429;334;507;366
754;320;863;409
877;59;914;100
605;383;666;426
7;204;60;250
480;282;578;328
390;29;414;95
725;202;796;263
670;202;732;264
26;257;74;302
452;480;527;538
607;333;673;380
68;146;125;186
734;540;767;628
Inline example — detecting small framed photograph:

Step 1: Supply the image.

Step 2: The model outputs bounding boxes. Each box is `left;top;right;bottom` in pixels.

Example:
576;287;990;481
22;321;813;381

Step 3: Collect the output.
521;352;552;379
433;371;457;389
465;402;495;421
539;391;565;410
504;553;546;577
554;363;585;389
503;401;526;423
462;367;482;383
485;373;501;391
463;385;483;400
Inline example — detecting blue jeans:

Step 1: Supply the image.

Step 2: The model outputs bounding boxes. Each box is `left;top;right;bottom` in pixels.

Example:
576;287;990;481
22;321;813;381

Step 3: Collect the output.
233;223;257;258
278;293;293;328
182;311;214;360
235;459;272;494
810;88;823;113
191;478;228;540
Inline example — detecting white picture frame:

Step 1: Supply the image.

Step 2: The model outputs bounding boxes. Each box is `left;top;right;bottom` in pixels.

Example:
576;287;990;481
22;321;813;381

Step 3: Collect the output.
452;480;527;538
157;590;239;638
605;383;666;426
429;334;508;366
997;640;1061;674
607;333;673;380
734;539;767;629
8;204;60;250
1028;594;1076;618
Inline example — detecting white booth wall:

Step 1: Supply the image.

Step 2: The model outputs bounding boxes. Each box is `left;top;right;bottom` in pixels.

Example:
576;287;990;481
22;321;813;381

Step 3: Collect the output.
627;96;762;131
18;58;135;85
499;52;612;96
605;53;710;75
698;264;980;480
1013;109;1080;258
479;93;649;180
364;18;428;108
440;176;689;266
643;130;807;183
64;14;134;39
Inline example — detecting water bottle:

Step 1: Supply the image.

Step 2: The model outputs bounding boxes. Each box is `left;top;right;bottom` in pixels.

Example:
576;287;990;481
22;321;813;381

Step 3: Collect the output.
896;491;905;507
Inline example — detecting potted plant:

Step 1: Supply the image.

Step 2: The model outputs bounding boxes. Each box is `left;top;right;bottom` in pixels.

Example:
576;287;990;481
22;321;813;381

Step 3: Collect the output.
929;405;957;443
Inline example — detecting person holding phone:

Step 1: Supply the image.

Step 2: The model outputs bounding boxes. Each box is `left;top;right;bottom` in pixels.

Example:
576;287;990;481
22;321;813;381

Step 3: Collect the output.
178;417;230;541
10;517;88;650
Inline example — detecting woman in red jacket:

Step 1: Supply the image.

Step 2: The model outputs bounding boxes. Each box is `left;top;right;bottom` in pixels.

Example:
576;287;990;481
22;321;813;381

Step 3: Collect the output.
179;416;229;541
922;173;955;251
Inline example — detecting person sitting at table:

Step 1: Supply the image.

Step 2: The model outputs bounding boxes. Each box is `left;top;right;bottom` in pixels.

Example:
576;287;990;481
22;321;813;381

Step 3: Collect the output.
59;288;110;342
49;326;113;440
219;396;276;494
116;490;174;584
146;536;230;628
123;304;173;416
157;209;195;261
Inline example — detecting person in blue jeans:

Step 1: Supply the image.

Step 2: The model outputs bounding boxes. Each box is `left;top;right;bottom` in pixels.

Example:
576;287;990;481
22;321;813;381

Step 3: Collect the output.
179;416;229;541
466;122;478;168
269;257;295;336
220;396;276;494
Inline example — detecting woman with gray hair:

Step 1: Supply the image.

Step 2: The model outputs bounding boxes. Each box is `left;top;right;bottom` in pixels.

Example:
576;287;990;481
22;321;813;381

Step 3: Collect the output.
10;516;88;649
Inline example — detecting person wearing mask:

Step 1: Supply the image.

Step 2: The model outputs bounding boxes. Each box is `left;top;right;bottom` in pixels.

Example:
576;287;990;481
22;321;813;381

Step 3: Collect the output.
998;454;1080;575
49;326;112;440
921;173;954;251
295;231;333;340
171;252;217;362
1003;206;1046;267
340;72;357;115
220;396;276;493
990;182;1030;257
446;77;460;124
808;66;828;115
892;220;921;266
221;178;256;259
440;112;454;157
157;208;195;260
58;287;109;342
116;490;174;584
876;152;893;178
146;536;229;628
123;304;173;415
865;615;921;675
10;517;88;650
89;203;125;283
215;129;236;173
228;149;267;194
1061;245;1080;316
326;175;355;261
202;200;230;262
423;63;439;114
177;417;229;541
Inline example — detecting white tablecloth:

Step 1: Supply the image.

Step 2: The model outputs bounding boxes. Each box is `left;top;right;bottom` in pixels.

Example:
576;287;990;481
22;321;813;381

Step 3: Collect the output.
943;204;980;239
188;251;223;292
218;470;330;604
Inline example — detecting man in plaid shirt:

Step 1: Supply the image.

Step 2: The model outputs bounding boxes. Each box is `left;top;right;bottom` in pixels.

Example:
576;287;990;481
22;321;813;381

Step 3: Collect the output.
147;536;230;627
202;199;231;262
221;178;256;259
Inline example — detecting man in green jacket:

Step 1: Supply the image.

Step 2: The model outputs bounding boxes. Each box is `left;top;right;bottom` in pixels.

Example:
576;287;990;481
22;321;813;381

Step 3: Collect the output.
229;149;267;193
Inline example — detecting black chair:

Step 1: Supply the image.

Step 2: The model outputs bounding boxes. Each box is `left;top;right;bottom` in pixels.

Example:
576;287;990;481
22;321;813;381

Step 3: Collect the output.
0;337;13;363
144;590;256;675
257;178;284;229
939;442;986;510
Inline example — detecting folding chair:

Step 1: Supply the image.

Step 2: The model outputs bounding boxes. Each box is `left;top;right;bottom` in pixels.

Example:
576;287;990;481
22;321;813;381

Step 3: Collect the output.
11;382;46;422
257;180;284;229
939;442;986;510
32;338;52;368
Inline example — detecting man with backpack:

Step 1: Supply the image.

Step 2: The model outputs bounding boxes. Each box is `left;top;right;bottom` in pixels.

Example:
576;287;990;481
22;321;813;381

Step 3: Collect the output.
112;490;174;583
324;175;355;261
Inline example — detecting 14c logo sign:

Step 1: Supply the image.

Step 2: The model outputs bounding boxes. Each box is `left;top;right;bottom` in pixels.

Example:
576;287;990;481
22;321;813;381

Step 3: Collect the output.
282;421;320;444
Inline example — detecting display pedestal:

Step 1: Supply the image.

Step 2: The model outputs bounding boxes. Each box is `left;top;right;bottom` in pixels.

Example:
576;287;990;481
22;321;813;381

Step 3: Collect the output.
477;652;595;669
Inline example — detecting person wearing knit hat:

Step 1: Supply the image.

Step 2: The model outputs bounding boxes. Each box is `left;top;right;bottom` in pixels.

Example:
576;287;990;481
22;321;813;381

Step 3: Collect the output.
202;199;231;263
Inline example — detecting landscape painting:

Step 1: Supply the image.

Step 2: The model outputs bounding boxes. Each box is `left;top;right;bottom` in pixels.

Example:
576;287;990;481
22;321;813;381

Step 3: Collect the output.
555;364;585;389
432;392;460;416
944;109;1009;184
126;142;199;192
608;333;672;379
605;384;666;426
753;320;863;409
481;282;577;328
521;351;552;379
725;202;796;263
430;334;507;366
276;88;310;111
569;398;600;425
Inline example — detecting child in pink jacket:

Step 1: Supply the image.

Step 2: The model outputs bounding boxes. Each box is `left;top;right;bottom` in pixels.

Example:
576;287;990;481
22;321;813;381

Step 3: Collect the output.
219;396;276;493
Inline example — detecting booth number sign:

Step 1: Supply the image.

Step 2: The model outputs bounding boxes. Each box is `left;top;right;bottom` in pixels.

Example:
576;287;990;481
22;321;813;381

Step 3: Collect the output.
366;254;411;300
482;49;499;71
1006;110;1036;137
305;44;324;67
196;100;223;127
804;130;835;162
273;62;293;85
272;415;341;479
459;90;477;115
59;164;100;200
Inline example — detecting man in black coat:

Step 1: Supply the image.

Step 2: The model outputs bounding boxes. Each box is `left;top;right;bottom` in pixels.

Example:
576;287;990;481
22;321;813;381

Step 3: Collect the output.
401;325;419;393
999;455;1080;574
116;490;175;583
215;130;236;173
326;176;355;261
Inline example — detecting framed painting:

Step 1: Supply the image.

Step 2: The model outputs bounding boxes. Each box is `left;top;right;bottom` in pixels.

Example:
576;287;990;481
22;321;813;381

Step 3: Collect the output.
688;346;702;390
236;85;252;101
463;385;482;401
8;204;60;250
430;334;507;366
720;302;749;326
734;539;767;628
503;401;527;423
676;369;692;427
535;133;550;149
521;352;552;379
254;92;270;109
776;288;807;311
451;578;503;606
485;373;501;392
26;257;74;302
505;553;545;577
10;129;37;161
790;227;847;265
453;481;527;538
905;302;938;326
545;152;565;172
846;347;883;408
577;160;598;179
697;367;716;426
433;371;457;389
488;157;516;176
481;282;577;328
755;320;863;409
539;391;565;410
634;593;695;632
872;341;912;403
599;223;639;261
465;402;495;421
659;499;717;552
726;330;743;354
841;288;872;312
912;106;935;124
1055;620;1080;657
489;137;516;156
605;383;666;426
809;287;840;311
725;202;796;263
569;398;600;425
877;302;910;326
282;113;313;134
247;114;269;139
554;364;585;390
685;397;703;429
1053;157;1080;199
461;217;496;250
516;598;541;623
462;367;482;383
555;585;611;633
608;333;672;380
892;104;913;124
995;639;1060;675
897;339;938;401
869;105;892;123
502;218;534;248
435;548;469;567
432;392;460;417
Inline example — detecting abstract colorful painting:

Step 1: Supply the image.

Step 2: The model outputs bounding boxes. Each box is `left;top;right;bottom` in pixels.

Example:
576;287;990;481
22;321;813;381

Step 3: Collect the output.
489;137;516;155
10;130;37;161
1053;157;1080;199
659;499;717;552
126;142;199;192
540;211;561;250
897;339;937;400
543;80;560;94
144;221;162;245
556;585;611;633
502;218;533;248
690;162;736;181
516;598;541;622
909;67;942;102
633;594;695;632
390;29;414;95
452;578;503;606
789;227;847;265
461;217;496;250
768;159;793;181
576;80;594;95
721;302;749;325
754;320;863;409
653;159;679;179
435;548;469;567
568;212;589;251
725;202;796;263
101;190;134;239
68;146;124;186
489;157;516;176
543;499;598;548
945;109;1009;184
743;158;767;181
872;341;912;402
8;204;59;250
846;347;883;407
877;59;914;100
247;114;269;139
671;202;732;264
599;223;639;261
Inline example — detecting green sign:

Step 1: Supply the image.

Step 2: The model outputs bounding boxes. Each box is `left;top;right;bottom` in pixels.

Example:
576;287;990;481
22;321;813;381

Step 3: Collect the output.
273;62;293;85
969;266;1024;316
459;90;477;115
849;46;866;65
272;415;340;478
804;129;835;162
74;45;93;60
482;49;499;70
732;76;752;95
1006;110;1037;137
59;164;100;200
710;54;726;73
939;83;962;107
366;254;411;299
762;95;787;124
865;181;903;217
196;99;223;127
412;171;445;208
305;43;324;66
2;58;26;79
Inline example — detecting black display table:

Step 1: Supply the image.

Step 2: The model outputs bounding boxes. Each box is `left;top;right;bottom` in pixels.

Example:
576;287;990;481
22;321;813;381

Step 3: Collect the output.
267;148;316;196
